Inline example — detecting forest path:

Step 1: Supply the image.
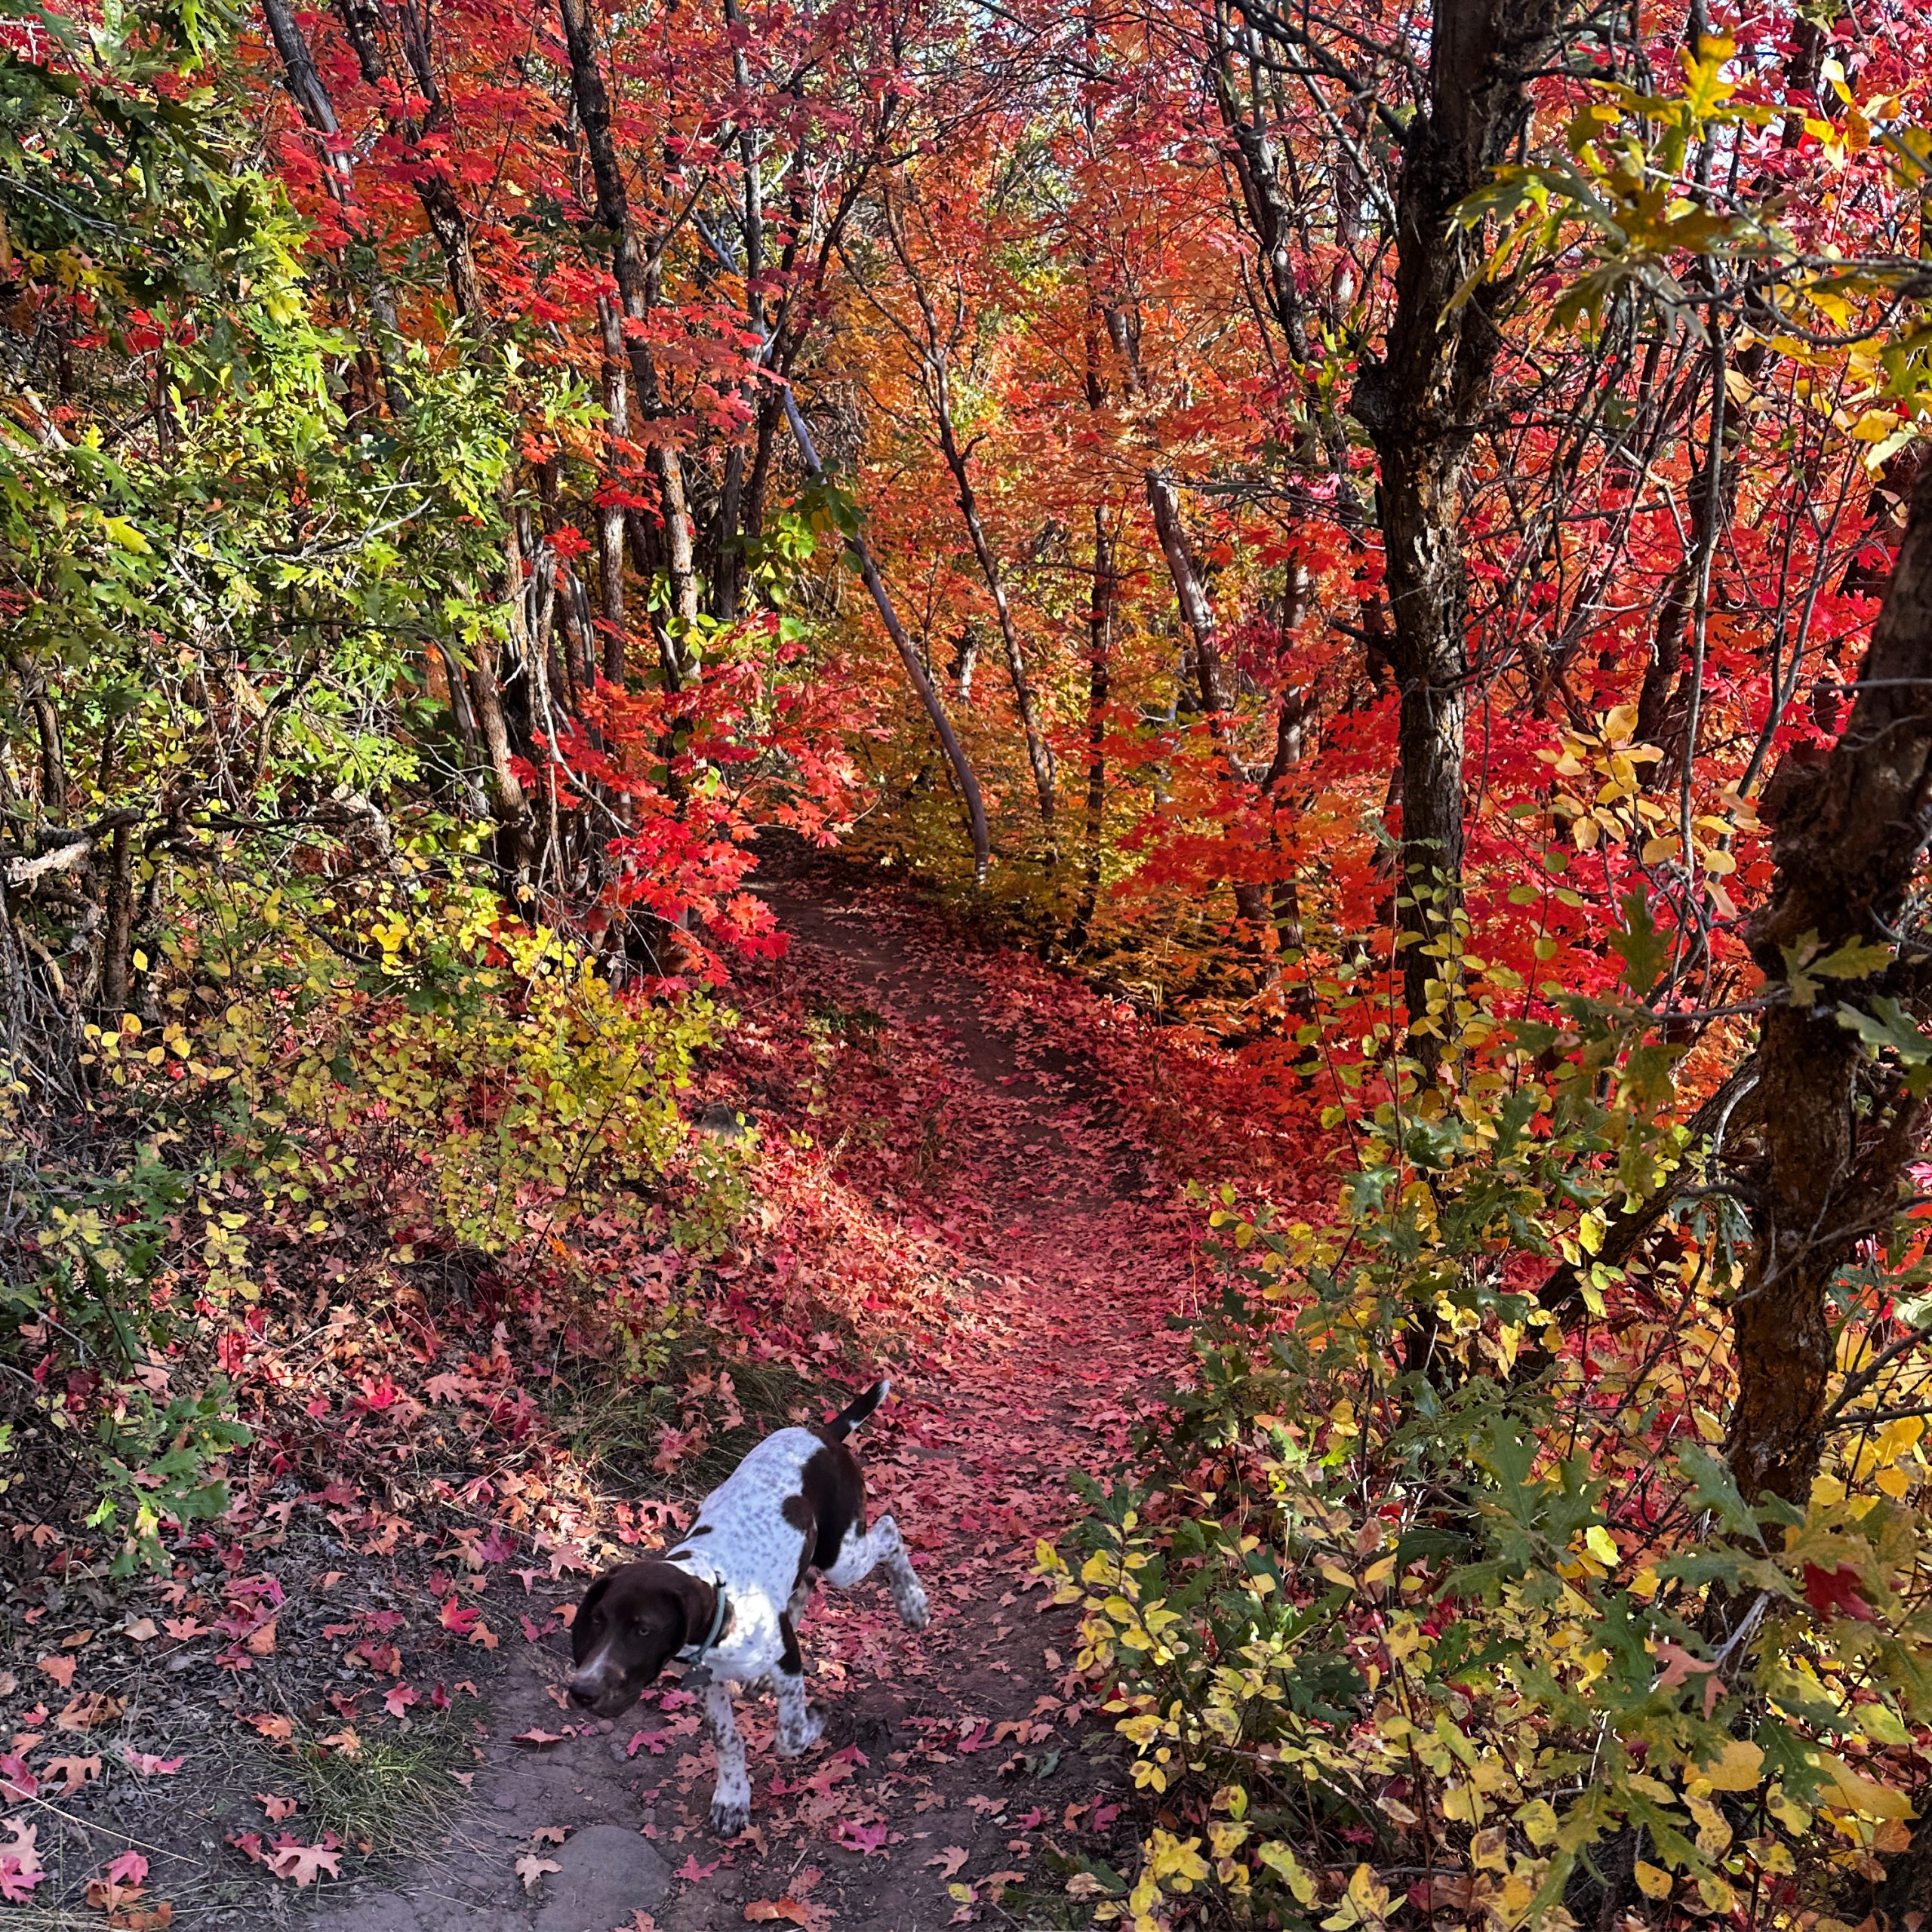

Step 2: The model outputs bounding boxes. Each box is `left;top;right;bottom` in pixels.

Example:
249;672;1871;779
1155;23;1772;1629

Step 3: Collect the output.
319;848;1197;1932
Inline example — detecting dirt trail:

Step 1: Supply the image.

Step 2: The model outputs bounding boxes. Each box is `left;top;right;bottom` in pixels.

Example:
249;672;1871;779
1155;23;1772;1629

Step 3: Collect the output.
313;852;1195;1932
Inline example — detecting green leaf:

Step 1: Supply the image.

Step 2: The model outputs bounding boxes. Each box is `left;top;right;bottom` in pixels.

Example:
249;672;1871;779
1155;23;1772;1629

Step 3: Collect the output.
1609;887;1668;1000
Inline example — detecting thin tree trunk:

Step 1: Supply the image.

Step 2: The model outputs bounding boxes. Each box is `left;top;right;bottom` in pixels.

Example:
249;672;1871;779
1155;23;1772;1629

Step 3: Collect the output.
556;0;700;651
1346;0;1566;1063
331;0;485;323
1727;458;1932;1505
1072;507;1115;946
595;294;629;684
933;410;1055;844
1099;305;1269;932
780;394;989;880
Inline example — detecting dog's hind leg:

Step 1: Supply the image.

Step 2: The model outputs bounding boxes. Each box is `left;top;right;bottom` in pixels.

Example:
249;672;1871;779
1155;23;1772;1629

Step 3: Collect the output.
705;1678;752;1835
771;1613;823;1758
820;1514;928;1630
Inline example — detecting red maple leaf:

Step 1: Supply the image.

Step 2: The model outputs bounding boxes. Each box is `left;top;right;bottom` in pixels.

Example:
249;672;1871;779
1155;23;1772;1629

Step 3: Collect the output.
1803;1563;1879;1623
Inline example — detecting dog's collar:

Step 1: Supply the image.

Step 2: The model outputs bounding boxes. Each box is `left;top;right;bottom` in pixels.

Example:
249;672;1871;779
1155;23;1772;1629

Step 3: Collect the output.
680;1583;730;1666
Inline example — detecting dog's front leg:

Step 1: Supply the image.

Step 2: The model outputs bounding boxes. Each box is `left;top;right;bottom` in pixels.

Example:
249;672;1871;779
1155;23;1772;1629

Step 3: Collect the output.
771;1616;824;1758
704;1678;751;1835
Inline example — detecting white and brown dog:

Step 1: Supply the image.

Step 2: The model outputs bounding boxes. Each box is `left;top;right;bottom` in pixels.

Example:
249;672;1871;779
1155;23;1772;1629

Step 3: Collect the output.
565;1378;928;1834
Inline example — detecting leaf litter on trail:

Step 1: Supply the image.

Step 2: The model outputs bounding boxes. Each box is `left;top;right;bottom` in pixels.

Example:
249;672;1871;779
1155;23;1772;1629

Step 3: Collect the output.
2;857;1195;1925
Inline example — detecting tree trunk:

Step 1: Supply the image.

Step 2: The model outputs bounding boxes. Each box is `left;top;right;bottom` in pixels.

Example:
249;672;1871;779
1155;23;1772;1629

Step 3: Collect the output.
1727;457;1932;1504
331;0;485;324
595;294;629;684
778;393;989;881
934;409;1055;844
1072;507;1115;946
1347;0;1565;1059
557;0;700;648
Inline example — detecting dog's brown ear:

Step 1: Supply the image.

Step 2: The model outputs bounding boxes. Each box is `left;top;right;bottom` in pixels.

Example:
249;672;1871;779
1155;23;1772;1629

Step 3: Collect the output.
572;1572;615;1661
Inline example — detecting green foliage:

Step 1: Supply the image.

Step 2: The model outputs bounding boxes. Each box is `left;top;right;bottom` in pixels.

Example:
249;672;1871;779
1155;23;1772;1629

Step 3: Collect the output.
1053;958;1932;1929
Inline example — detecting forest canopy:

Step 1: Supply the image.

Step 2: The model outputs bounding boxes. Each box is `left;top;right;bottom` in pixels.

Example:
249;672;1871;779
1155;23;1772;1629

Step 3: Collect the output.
5;0;1932;1921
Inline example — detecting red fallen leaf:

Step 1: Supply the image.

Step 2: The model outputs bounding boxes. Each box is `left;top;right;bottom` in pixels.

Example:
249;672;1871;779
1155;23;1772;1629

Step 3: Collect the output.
85;1848;149;1909
744;1901;815;1924
1;1818;45;1903
832;1818;889;1856
626;1728;669;1758
512;1727;574;1746
925;1846;969;1879
122;1747;185;1776
162;1617;210;1641
35;1654;75;1690
264;1834;342;1887
438;1598;480;1637
257;1792;297;1822
0;1753;37;1801
241;1712;294;1742
1804;1563;1880;1624
676;1854;721;1881
383;1683;419;1721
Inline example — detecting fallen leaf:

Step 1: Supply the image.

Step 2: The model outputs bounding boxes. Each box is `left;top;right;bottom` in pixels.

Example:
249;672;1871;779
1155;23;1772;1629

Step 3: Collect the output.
265;1835;341;1887
35;1654;75;1690
515;1854;561;1893
57;1690;125;1731
512;1727;574;1746
926;1846;969;1879
241;1712;294;1742
46;1752;103;1794
85;1849;149;1910
532;1824;568;1844
124;1619;159;1644
257;1792;297;1822
0;1818;45;1904
122;1748;186;1776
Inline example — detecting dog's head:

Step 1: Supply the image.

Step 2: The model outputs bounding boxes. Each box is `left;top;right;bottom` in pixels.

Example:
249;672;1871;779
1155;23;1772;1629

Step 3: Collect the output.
565;1561;713;1717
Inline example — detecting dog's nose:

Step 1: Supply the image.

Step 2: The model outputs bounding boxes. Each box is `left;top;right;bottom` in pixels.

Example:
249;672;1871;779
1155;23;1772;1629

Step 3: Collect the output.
565;1678;597;1706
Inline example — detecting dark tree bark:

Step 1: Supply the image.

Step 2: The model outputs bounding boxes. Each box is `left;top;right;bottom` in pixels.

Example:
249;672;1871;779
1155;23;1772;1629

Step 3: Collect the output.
1346;0;1568;1057
595;294;630;685
932;409;1056;846
556;0;700;654
331;0;485;323
1072;506;1116;947
1727;459;1932;1503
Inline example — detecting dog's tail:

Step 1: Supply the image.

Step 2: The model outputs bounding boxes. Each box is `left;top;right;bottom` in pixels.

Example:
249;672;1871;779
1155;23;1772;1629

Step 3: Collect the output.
824;1377;891;1442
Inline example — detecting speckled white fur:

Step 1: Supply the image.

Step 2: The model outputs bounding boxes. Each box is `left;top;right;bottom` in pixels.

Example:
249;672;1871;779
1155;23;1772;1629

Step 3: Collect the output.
663;1420;928;1834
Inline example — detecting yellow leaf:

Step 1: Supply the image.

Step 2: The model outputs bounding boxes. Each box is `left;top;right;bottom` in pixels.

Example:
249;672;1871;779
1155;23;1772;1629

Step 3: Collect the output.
1818;1754;1912;1820
1583;1524;1619;1565
1699;1739;1764;1792
1634;1860;1673;1900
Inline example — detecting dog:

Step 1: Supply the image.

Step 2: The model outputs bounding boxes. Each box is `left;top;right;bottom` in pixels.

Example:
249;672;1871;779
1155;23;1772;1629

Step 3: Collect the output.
565;1377;928;1834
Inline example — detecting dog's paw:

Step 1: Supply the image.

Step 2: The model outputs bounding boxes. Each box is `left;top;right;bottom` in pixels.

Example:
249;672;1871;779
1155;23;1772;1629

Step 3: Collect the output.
774;1705;826;1757
897;1585;930;1631
710;1793;751;1837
